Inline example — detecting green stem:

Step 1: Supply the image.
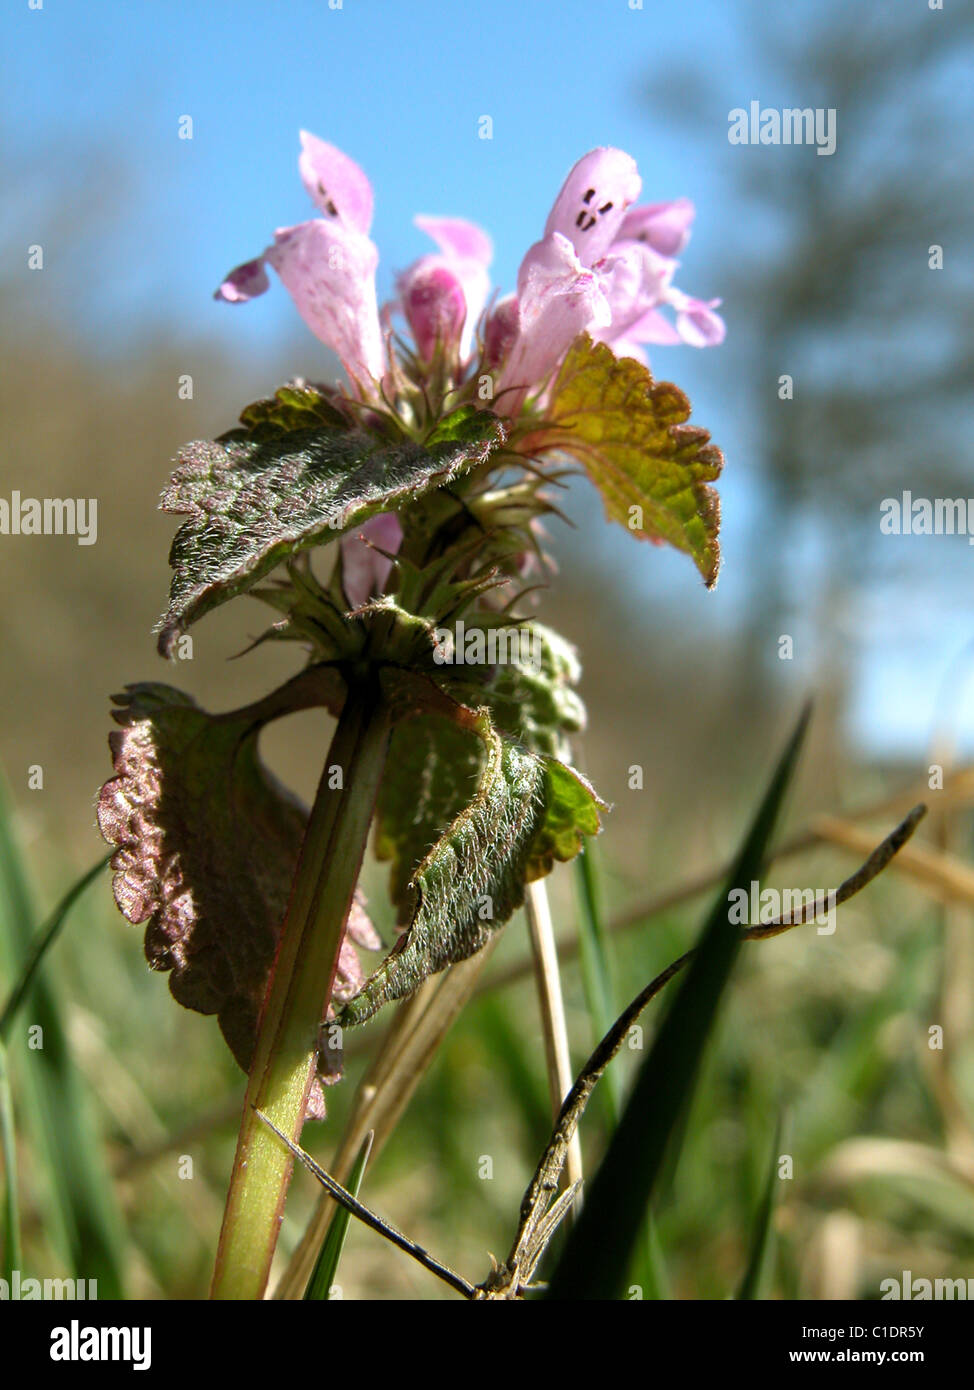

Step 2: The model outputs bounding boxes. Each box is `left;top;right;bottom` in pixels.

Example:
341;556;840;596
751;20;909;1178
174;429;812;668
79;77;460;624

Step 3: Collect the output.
210;679;390;1300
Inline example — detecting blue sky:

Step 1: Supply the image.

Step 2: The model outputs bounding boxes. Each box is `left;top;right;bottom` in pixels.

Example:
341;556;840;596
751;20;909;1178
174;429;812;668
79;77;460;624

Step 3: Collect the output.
6;0;744;335
4;0;972;756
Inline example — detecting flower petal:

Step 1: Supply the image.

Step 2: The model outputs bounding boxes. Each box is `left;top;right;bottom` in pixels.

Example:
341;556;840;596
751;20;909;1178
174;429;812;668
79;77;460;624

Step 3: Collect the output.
414;215;493;266
620;198;695;257
669;291;726;347
397;259;468;358
544;147;642;267
298;130;374;232
596;241;676;342
601;338;650;366
498;233;611;411
340;511;403;607
214;257;271;303
265;219;384;383
483;293;520;368
408;217;493;356
616;306;684;346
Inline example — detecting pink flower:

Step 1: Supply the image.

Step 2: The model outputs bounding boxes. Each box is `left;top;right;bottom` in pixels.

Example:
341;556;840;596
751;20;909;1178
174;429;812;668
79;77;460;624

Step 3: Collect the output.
493;150;724;408
339;512;403;607
216;135;724;412
495;148;640;410
216;131;384;390
397;217;492;360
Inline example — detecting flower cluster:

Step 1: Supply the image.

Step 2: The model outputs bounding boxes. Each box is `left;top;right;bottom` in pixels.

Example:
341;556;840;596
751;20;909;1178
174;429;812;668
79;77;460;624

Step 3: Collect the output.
216;132;724;415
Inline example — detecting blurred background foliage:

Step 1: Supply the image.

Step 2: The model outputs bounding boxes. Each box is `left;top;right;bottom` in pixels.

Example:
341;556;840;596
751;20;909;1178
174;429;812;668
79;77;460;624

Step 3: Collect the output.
1;0;973;1298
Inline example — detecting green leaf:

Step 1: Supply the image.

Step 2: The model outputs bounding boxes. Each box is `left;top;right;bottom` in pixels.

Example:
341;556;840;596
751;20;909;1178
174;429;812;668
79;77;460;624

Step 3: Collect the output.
304;1130;374;1301
374;621;587;911
96;668;359;1113
534;334;722;587
545;705;810;1300
374;715;484;915
0;855;110;1041
477;621;586;759
156;386;505;654
0;1041;20;1280
573;845;669;1299
736;1115;783;1300
339;710;605;1028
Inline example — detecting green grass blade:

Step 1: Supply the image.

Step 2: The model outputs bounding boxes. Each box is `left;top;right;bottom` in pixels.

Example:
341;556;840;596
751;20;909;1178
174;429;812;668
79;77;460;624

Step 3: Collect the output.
545;705;811;1300
304;1130;374;1300
0;854;111;1039
472;993;550;1148
575;845;669;1298
0;770;125;1295
574;847;621;1120
736;1114;783;1300
0;1040;21;1278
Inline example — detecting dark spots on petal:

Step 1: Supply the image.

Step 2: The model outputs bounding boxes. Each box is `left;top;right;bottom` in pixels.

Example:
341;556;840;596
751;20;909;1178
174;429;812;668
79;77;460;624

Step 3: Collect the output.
316;181;339;217
574;190;613;235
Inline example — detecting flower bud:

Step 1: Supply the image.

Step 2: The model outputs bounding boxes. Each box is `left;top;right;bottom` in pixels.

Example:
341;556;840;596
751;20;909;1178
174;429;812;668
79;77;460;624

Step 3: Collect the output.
483;294;520;368
399;260;467;359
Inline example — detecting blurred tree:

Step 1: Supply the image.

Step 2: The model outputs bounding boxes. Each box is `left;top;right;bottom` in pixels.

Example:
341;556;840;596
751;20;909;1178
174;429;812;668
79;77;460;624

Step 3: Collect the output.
644;0;974;775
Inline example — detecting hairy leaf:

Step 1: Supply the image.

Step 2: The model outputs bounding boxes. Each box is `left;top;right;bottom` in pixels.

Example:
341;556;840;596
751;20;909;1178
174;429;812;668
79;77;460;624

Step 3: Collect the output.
339;711;604;1028
374;621;587;912
529;334;722;587
374;716;484;915
478;621;585;759
96;671;373;1115
156;384;504;654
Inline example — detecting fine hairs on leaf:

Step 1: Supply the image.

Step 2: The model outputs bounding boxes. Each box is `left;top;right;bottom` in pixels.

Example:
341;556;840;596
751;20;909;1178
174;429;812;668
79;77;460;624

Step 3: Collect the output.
96;675;377;1116
337;708;605;1027
156;389;505;654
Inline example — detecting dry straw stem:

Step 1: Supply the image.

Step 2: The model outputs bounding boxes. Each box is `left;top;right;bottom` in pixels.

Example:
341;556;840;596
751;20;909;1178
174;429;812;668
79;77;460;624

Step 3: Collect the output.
814;1136;974;1193
813;815;974;908
273;804;925;1300
922;742;974;1161
524;878;583;1200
